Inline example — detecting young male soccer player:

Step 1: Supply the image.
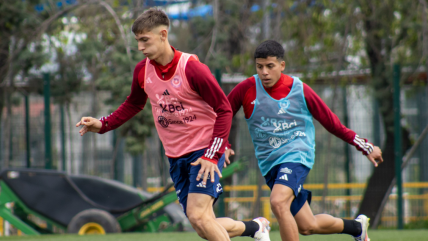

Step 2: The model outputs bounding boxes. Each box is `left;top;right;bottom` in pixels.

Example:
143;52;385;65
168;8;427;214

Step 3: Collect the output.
225;40;384;241
76;8;270;241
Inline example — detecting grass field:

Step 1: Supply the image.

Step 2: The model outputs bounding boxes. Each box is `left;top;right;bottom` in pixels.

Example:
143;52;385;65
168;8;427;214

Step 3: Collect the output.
1;230;427;241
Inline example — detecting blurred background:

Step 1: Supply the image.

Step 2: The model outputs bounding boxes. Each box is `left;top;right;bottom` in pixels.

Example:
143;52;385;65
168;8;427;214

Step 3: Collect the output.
1;0;428;233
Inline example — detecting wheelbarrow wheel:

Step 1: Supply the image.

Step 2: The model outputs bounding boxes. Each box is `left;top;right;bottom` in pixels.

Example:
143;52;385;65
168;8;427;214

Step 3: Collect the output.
68;209;121;235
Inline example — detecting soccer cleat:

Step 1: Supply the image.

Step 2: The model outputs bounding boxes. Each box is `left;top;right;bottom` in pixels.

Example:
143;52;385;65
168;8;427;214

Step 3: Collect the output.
252;217;271;241
353;214;370;241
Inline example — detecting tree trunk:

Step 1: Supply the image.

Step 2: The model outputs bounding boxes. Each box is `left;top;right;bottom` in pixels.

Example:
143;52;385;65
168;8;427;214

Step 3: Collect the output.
205;0;218;63
357;36;411;227
421;0;428;79
133;0;143;18
3;36;16;169
273;2;283;41
0;32;8;122
421;0;428;64
3;92;12;168
358;131;395;226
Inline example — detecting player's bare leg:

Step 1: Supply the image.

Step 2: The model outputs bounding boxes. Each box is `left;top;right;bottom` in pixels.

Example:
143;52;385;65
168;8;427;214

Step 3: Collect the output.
187;193;230;241
295;201;365;239
295;202;343;235
216;217;245;237
217;217;271;240
270;184;299;241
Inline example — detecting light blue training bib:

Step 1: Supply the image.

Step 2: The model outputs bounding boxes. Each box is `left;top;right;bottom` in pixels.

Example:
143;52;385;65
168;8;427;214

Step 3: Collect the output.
245;74;316;176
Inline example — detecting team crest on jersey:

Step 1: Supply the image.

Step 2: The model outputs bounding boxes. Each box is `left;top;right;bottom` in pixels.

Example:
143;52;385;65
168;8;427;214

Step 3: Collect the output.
278;100;290;114
171;75;181;88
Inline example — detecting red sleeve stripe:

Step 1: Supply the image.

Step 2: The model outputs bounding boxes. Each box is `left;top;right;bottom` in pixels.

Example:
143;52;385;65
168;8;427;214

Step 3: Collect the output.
205;137;223;159
353;135;374;154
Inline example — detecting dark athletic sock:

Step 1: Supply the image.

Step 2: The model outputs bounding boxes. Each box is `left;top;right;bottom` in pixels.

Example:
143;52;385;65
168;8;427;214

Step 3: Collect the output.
240;221;260;238
340;219;362;237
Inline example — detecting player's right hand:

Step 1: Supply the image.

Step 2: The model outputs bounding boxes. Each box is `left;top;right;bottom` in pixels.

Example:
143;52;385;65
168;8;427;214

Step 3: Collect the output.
366;146;384;167
224;148;235;167
191;158;222;185
76;117;102;136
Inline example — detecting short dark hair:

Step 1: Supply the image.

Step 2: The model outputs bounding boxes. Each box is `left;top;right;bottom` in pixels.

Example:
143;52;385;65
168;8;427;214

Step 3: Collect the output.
132;8;170;34
254;40;284;60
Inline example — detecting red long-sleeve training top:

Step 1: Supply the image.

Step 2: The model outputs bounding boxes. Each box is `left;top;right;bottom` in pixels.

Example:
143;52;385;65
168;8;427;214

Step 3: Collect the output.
98;47;232;164
227;74;374;155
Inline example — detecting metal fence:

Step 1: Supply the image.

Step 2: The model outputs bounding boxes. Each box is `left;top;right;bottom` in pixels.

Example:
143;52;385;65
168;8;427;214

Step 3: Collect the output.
1;82;427;229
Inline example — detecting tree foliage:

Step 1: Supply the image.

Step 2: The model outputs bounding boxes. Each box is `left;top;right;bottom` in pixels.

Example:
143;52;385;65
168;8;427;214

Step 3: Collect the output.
1;0;427;220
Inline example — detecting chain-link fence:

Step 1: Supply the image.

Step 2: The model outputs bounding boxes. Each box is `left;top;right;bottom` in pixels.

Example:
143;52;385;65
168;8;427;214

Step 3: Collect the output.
1;81;427;229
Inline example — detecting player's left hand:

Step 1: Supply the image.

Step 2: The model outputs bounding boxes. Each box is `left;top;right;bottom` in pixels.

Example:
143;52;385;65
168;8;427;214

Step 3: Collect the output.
366;146;384;167
191;158;222;186
224;148;235;167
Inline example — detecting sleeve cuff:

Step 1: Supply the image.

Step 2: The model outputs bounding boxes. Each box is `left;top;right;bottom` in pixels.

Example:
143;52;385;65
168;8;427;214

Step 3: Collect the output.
98;117;108;134
201;156;218;164
353;135;374;155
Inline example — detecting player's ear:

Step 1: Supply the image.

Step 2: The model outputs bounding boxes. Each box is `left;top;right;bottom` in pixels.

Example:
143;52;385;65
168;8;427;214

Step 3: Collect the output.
159;29;168;41
280;59;286;71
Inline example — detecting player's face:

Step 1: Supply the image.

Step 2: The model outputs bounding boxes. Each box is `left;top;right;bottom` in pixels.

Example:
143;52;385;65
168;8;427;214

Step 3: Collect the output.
255;57;286;88
135;27;166;60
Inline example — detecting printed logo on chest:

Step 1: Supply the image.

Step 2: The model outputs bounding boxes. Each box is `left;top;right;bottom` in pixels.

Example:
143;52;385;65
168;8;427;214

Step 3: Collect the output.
260;117;298;133
273;120;297;133
155;92;187;114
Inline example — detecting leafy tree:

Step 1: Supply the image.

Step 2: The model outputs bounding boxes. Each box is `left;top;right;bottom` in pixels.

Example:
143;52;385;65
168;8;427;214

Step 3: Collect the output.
73;2;154;159
274;0;424;225
356;0;422;226
0;0;49;167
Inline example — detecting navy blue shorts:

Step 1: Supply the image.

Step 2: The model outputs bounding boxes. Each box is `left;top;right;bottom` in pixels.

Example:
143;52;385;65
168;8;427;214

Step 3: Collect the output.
168;149;225;216
264;162;312;216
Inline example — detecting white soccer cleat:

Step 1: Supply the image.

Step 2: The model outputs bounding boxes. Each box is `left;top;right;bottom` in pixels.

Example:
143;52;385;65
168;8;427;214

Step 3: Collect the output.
354;214;370;241
252;217;271;241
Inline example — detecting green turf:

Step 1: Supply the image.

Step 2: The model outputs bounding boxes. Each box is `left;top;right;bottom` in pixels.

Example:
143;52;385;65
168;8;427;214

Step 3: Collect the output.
1;230;427;241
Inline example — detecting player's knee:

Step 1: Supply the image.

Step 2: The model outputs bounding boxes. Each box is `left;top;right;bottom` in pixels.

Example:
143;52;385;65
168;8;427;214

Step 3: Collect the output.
187;212;202;227
187;212;210;234
270;196;292;214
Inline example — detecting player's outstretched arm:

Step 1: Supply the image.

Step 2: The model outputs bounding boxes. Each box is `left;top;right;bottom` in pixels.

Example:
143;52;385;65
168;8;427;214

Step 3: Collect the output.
75;117;102;136
366;146;384;167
